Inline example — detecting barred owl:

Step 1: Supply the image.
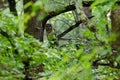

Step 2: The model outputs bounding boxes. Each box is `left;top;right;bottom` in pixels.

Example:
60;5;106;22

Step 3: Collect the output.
45;24;53;34
45;24;58;46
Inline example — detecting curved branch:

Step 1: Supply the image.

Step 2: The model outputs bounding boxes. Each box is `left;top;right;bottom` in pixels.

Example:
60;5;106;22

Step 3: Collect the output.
42;5;76;24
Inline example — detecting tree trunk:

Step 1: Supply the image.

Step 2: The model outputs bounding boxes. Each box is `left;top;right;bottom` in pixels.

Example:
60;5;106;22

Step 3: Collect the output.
25;11;44;41
0;0;7;10
24;0;45;41
23;1;45;79
111;6;120;56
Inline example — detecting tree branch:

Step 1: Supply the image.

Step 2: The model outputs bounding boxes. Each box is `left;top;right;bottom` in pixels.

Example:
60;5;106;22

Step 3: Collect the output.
57;20;82;39
56;13;94;39
43;0;120;23
43;5;76;24
42;1;94;23
42;3;94;38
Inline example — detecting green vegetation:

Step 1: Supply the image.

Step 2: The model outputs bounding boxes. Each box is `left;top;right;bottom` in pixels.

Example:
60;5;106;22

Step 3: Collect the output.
0;0;120;80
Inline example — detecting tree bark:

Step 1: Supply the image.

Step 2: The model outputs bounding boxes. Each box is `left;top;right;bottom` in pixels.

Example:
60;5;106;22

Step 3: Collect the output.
111;6;120;56
24;0;45;41
23;1;45;80
25;11;44;41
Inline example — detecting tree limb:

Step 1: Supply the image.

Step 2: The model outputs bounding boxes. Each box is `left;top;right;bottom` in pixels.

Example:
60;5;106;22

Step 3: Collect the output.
57;20;82;39
43;5;76;25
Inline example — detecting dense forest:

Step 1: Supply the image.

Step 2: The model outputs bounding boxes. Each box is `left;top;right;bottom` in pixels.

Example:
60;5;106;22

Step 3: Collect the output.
0;0;120;80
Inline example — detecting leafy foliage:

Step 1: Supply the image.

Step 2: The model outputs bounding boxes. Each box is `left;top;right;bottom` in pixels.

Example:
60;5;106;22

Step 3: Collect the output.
0;0;120;80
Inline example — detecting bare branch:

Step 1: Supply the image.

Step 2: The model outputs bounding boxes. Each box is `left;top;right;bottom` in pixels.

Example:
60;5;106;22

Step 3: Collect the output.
57;20;82;39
